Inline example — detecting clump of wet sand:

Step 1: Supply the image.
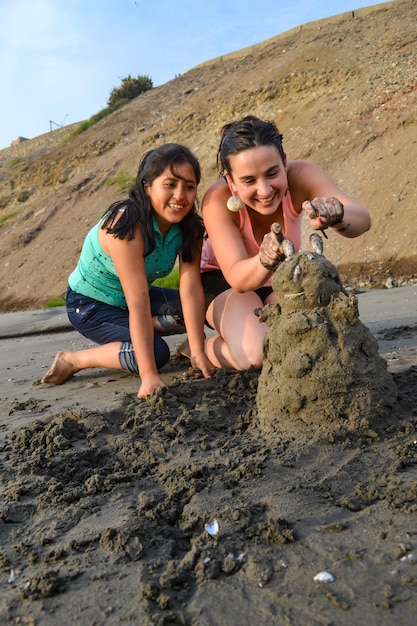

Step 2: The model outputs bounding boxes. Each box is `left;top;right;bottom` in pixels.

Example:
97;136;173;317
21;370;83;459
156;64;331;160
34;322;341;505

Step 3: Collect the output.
256;244;398;439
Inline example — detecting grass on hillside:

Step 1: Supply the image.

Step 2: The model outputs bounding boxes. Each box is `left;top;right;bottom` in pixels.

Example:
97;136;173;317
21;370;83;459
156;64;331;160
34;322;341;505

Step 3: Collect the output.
64;99;129;141
0;211;18;228
105;171;135;193
6;157;22;167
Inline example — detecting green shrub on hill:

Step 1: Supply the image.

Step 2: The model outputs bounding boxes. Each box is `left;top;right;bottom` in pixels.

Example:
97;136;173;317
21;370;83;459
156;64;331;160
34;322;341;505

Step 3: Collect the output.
108;74;153;107
62;75;152;141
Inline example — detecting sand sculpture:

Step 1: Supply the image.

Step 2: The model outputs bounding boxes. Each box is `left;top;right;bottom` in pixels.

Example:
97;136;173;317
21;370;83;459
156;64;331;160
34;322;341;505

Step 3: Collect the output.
256;234;398;438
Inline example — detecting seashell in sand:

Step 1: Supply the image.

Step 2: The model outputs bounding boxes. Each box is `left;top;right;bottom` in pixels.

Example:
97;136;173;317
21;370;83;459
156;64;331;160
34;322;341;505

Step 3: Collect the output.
313;571;334;583
309;232;324;255
205;519;219;536
282;238;295;259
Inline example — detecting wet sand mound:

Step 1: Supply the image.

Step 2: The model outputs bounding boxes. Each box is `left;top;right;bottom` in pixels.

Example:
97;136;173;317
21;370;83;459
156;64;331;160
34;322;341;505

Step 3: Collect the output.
256;247;398;439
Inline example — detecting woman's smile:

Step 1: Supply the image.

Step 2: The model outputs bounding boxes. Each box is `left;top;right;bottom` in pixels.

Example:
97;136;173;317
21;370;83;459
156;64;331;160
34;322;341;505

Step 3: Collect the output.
256;192;276;208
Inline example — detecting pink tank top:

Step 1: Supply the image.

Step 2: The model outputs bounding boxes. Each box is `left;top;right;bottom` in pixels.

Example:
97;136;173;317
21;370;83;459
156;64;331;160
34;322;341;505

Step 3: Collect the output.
201;191;302;286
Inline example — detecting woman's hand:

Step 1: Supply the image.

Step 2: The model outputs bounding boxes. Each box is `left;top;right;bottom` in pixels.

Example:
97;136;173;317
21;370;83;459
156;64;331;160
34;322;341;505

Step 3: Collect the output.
138;373;168;399
258;223;286;270
303;197;344;231
189;352;217;379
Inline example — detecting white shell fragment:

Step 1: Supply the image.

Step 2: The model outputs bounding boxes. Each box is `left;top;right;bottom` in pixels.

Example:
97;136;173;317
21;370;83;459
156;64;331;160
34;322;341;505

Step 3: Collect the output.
293;264;302;283
282;238;295;259
205;519;219;537
8;568;21;584
313;571;335;583
309;232;324;255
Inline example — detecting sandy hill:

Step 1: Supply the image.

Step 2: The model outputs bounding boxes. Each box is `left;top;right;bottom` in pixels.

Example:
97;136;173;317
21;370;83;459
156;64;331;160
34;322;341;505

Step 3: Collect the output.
0;0;416;312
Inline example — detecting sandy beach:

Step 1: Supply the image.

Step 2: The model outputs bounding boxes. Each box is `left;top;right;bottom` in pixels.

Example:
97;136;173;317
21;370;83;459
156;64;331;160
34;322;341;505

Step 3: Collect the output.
1;284;417;625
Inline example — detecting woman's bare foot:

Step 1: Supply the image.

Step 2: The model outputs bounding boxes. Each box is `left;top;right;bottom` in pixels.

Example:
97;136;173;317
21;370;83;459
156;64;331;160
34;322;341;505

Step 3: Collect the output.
41;351;78;385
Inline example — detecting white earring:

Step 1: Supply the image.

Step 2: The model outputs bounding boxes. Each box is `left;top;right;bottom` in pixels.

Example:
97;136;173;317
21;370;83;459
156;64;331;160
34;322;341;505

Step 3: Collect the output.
227;195;243;212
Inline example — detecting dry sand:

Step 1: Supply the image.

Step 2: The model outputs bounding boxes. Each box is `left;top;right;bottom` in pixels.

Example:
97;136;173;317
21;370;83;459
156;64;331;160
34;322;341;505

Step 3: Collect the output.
1;284;417;625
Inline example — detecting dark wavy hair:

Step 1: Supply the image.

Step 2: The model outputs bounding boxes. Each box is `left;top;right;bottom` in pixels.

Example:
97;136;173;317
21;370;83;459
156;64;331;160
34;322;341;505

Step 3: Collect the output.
101;143;204;263
216;115;285;177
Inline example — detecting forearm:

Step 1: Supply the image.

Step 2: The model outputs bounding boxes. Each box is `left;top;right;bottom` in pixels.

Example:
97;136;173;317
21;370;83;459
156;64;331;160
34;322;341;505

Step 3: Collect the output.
129;310;159;377
180;286;207;354
331;202;371;238
224;255;274;293
130;309;169;398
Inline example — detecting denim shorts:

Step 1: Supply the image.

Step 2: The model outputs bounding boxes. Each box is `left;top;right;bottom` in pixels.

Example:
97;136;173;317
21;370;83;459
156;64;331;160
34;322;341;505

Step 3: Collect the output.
65;286;184;372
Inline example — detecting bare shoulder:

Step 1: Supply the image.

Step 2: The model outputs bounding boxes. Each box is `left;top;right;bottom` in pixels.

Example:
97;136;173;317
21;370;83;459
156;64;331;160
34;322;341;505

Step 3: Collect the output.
202;177;240;237
99;220;144;258
287;159;320;180
202;177;238;221
202;177;229;207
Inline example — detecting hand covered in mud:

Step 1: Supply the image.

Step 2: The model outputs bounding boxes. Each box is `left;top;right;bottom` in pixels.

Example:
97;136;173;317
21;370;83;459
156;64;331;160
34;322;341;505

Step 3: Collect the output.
259;223;286;270
188;352;217;379
138;373;168;399
303;197;344;231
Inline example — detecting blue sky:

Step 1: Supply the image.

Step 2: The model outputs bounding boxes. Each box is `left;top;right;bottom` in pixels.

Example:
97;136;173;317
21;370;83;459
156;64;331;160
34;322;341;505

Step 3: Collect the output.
1;0;389;150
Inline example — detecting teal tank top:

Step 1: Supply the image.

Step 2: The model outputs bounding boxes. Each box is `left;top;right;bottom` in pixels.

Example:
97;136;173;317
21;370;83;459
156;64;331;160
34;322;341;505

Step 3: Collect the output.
68;216;182;309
